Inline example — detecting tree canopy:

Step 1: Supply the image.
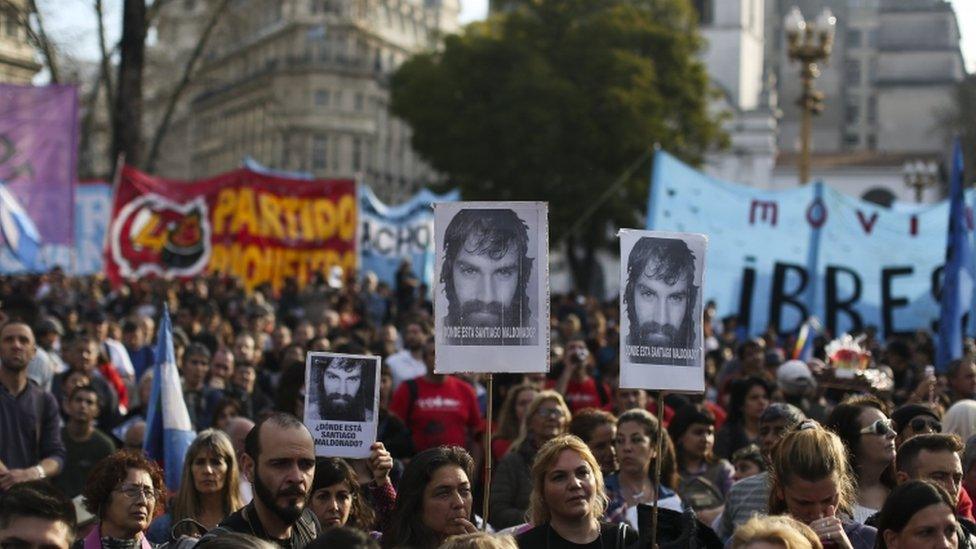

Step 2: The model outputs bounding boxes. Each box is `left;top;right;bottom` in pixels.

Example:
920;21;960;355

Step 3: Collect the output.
391;0;726;288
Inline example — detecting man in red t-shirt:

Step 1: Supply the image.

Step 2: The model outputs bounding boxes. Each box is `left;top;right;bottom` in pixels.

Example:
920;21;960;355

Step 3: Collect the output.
548;339;612;413
389;339;485;458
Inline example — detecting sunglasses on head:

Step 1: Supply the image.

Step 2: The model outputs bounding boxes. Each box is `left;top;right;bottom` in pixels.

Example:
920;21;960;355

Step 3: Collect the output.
859;418;895;436
908;417;941;433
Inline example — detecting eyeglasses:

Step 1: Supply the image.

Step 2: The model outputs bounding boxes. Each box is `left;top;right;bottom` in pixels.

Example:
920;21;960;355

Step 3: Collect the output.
115;484;162;502
536;407;566;419
859;418;895;436
908;417;941;433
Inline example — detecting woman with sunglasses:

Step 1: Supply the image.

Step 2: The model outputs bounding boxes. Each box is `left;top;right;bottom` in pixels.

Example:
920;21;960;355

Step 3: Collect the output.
74;449;166;549
490;391;572;529
768;421;876;549
826;396;898;524
891;404;942;448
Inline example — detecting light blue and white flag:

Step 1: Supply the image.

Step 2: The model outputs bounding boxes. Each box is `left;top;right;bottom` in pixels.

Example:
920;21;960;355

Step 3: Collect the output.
143;305;195;491
0;181;41;270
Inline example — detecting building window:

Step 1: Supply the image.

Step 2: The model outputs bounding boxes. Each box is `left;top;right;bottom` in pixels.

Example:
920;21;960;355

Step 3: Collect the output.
315;89;330;106
354;93;364;111
844;60;861;83
848;29;862;47
312;135;328;170
352;137;362;171
867;134;877;150
692;0;713;25
867;96;877;123
845;103;860;125
843;133;859;148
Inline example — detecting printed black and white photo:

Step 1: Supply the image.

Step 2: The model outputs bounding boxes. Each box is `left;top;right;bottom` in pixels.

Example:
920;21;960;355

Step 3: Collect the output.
304;352;380;458
439;207;538;346
619;230;707;392
434;202;550;374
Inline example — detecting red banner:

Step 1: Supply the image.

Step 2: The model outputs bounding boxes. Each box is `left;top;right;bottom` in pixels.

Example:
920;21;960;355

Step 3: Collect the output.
105;165;357;292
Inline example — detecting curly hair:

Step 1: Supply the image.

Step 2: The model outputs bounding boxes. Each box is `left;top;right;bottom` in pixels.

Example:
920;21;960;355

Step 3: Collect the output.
82;449;166;519
312;457;377;531
383;446;474;549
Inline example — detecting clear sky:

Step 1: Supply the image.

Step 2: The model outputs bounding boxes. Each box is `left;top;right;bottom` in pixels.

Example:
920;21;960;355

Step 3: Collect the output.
39;0;976;73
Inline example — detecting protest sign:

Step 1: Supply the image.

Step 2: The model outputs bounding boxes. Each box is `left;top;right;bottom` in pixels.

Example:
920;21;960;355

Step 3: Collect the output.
304;352;380;459
433;202;549;373
648;150;976;338
105;165;356;291
619;229;707;392
0;84;78;271
359;185;459;289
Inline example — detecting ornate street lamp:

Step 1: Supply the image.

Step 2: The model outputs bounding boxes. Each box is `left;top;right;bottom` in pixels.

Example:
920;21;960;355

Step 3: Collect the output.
903;159;939;203
785;6;836;185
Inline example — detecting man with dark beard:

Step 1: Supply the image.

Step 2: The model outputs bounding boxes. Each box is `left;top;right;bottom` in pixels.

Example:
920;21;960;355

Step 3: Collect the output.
313;356;373;422
440;208;536;346
623;236;699;365
197;413;320;548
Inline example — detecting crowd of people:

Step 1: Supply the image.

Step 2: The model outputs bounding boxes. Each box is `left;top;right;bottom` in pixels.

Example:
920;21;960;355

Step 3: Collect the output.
1;266;976;549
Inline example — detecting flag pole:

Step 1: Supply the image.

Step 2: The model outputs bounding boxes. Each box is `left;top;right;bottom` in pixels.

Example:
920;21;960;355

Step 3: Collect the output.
482;373;493;530
650;390;667;549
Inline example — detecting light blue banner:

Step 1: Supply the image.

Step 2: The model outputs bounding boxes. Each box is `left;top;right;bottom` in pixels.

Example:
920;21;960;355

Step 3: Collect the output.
359;186;460;289
647;151;975;338
0;182;111;274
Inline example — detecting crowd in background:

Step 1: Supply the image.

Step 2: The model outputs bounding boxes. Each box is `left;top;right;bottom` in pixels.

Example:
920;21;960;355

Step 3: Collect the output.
1;266;976;548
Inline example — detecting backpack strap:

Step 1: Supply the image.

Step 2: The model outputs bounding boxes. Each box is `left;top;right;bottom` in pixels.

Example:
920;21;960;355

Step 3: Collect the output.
615;522;629;549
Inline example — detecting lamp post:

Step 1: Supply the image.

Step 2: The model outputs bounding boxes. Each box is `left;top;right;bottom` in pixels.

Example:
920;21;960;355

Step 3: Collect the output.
785;6;836;185
903;159;939;203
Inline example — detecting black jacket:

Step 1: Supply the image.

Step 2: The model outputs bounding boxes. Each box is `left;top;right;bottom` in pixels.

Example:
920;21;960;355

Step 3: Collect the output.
194;502;320;549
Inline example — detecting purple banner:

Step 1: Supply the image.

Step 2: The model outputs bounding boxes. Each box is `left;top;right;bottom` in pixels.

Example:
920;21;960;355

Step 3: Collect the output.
0;84;78;247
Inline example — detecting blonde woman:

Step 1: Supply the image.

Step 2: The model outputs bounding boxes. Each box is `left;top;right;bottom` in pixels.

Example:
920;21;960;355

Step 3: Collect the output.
768;422;875;549
147;429;244;543
514;435;638;549
489;391;571;529
731;515;822;549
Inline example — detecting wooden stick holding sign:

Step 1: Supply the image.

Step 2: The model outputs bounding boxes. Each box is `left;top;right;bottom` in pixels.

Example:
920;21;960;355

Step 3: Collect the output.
651;391;667;549
482;373;494;530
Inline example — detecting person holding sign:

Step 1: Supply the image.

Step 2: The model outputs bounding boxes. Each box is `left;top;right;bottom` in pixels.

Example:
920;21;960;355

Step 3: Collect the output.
310;448;393;536
514;435;638;549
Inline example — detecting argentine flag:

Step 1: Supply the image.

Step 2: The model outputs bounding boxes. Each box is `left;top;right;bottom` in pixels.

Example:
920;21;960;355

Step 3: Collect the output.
936;139;974;373
0;182;41;270
144;306;196;491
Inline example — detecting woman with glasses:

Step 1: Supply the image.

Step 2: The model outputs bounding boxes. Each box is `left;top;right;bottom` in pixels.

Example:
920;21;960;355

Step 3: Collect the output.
604;409;681;529
489;391;571;529
826;396;897;524
768;421;876;549
514;435;638;549
74;449;166;549
146;430;244;543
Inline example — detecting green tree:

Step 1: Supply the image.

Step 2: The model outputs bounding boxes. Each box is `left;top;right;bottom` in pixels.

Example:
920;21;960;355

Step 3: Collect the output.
391;0;725;291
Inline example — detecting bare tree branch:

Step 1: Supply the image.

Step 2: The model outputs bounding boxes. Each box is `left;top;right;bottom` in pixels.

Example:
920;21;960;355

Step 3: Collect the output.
94;0;117;132
145;0;231;172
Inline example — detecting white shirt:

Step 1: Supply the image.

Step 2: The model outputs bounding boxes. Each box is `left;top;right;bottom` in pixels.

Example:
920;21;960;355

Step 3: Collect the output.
386;349;426;390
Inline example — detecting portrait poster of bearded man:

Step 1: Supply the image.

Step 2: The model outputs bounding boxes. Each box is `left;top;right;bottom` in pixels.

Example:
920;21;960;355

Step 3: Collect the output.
619;229;707;392
433;202;550;374
303;352;380;458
